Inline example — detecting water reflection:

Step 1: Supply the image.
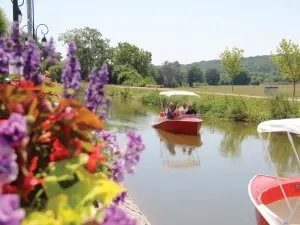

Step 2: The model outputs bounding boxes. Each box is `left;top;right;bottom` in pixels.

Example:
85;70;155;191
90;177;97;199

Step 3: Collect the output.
107;100;300;225
266;133;300;176
204;119;257;157
155;129;202;168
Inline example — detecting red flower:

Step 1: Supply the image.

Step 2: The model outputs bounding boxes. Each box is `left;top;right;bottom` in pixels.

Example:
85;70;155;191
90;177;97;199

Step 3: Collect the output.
2;156;43;202
61;124;72;135
22;174;44;202
86;143;106;173
74;138;82;155
19;80;36;89
2;184;18;194
50;139;72;162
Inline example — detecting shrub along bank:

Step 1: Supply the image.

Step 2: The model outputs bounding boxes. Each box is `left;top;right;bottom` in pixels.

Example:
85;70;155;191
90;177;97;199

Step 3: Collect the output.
105;86;300;123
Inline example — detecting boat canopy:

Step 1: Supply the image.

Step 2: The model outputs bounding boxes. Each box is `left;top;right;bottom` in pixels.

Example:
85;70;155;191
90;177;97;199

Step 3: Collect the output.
159;91;200;98
257;118;300;135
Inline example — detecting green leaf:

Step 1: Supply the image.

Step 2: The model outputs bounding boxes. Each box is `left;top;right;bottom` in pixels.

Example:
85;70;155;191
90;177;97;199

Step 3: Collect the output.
21;211;61;225
80;140;94;152
44;155;88;197
46;195;82;225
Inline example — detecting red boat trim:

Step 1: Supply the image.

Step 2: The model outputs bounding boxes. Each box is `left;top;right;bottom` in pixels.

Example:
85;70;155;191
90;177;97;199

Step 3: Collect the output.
250;175;300;206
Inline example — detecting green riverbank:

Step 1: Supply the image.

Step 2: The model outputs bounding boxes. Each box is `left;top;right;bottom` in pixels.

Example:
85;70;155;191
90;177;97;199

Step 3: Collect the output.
105;85;300;123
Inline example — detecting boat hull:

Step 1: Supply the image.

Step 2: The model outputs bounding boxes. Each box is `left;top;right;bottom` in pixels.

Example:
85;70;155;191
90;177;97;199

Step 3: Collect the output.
152;115;202;135
248;174;300;225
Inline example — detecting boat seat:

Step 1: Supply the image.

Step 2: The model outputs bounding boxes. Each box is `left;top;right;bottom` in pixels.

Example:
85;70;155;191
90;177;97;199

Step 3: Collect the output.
258;181;300;205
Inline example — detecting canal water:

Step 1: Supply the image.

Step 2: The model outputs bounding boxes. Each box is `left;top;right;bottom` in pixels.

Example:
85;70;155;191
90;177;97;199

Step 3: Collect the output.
107;99;300;225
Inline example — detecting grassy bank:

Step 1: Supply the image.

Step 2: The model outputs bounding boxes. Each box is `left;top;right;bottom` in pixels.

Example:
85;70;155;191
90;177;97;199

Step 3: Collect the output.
105;86;300;123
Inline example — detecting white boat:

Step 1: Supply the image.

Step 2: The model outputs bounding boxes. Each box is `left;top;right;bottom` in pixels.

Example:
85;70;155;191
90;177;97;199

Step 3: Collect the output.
248;118;300;225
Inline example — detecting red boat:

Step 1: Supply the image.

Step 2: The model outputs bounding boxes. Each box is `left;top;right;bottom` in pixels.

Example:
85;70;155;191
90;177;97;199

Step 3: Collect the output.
249;119;300;225
152;114;202;135
249;175;300;225
152;91;203;135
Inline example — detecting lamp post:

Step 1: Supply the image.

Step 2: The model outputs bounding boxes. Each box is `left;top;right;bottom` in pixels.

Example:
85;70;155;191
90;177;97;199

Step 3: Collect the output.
32;0;49;46
12;0;24;22
20;0;49;46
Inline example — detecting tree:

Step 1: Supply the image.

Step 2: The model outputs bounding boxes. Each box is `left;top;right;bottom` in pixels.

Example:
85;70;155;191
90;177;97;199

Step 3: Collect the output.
205;68;220;85
233;71;251;85
271;39;300;97
113;42;152;77
187;67;203;87
161;61;183;87
0;8;8;37
58;27;113;80
149;64;163;85
220;47;244;92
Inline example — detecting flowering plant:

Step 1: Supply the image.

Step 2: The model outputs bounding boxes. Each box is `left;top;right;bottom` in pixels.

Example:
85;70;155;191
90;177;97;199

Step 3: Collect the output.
0;23;145;225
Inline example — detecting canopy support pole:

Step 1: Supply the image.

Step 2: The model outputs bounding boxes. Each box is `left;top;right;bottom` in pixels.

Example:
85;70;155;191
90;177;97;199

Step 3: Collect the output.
258;132;293;213
287;132;300;169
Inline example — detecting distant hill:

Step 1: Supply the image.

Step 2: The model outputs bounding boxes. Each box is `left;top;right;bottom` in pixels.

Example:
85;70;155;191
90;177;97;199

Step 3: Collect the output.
180;55;279;81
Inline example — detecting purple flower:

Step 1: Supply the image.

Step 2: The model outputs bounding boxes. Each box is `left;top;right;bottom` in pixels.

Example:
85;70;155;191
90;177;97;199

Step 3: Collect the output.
112;159;125;183
0;113;27;147
0;146;18;184
10;22;23;58
61;42;82;99
96;131;118;152
113;191;127;205
85;63;110;120
23;40;41;84
110;132;145;182
0;48;9;75
100;204;136;225
45;38;57;66
0;194;25;225
123;131;145;174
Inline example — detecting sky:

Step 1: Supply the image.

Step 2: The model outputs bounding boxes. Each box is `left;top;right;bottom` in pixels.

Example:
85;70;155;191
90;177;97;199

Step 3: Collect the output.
1;0;300;65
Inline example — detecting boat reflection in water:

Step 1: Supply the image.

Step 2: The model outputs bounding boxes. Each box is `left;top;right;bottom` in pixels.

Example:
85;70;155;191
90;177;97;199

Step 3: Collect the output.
155;129;203;168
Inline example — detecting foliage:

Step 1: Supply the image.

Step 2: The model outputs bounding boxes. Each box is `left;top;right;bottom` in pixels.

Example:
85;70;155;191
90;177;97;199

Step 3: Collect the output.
220;47;244;91
160;61;183;87
0;23;145;225
49;61;63;83
233;71;251;85
0;8;8;37
268;93;300;119
113;42;152;77
250;78;260;85
271;39;300;97
149;64;163;85
114;64;156;87
187;67;203;87
181;55;278;83
58;27;113;80
204;68;220;85
128;87;300;123
120;88;133;99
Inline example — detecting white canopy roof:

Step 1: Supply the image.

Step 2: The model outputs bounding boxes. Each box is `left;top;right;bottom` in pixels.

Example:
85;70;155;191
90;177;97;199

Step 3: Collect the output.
257;118;300;134
159;91;200;97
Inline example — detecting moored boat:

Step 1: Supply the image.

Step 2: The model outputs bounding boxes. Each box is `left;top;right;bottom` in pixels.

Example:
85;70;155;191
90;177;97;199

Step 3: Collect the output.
249;119;300;225
152;91;203;135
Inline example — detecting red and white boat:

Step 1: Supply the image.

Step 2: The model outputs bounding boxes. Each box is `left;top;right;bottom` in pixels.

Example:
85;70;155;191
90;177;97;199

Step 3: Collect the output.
152;91;203;135
249;119;300;225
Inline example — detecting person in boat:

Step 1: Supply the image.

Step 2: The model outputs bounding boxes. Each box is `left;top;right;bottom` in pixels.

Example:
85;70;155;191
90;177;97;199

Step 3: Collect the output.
166;103;178;119
179;103;188;115
185;104;197;115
